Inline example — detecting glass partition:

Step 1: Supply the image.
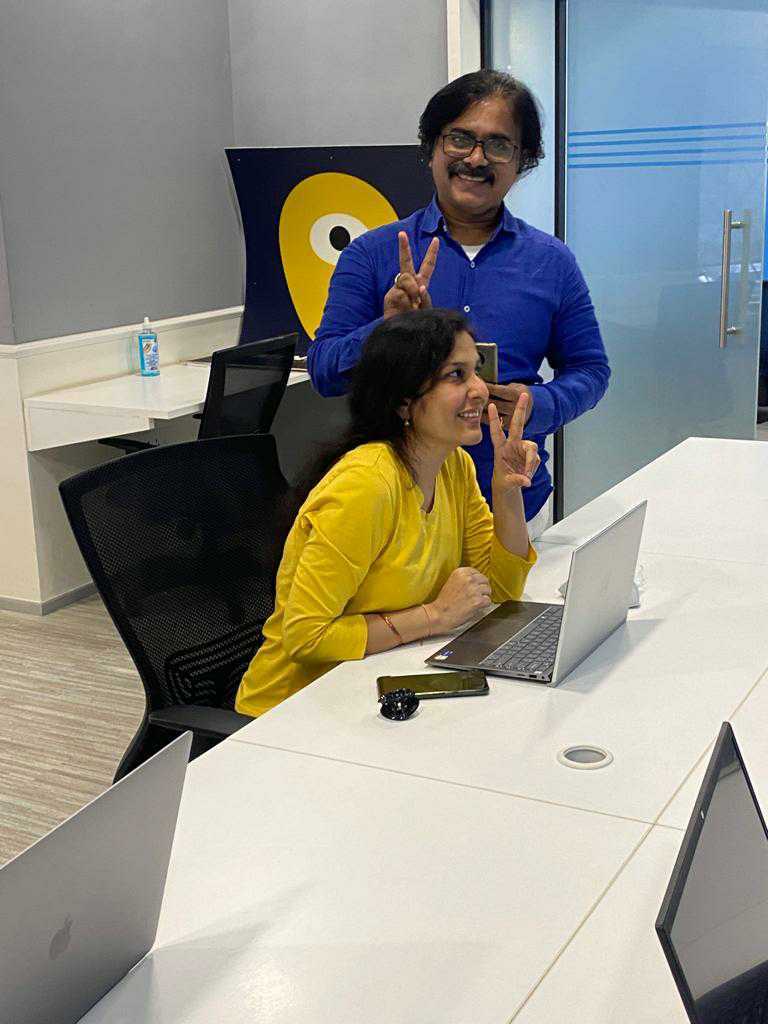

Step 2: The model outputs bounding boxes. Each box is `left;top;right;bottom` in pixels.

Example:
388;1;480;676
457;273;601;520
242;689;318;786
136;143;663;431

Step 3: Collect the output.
486;0;768;515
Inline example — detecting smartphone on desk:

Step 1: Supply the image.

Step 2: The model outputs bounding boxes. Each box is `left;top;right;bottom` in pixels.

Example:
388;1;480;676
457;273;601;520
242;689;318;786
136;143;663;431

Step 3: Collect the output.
475;343;498;384
377;670;489;700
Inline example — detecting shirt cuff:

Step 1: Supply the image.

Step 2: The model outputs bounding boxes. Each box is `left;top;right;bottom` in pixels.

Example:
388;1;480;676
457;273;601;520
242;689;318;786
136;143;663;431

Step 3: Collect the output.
337;317;385;377
313;613;369;664
525;384;556;436
490;535;538;602
345;613;370;661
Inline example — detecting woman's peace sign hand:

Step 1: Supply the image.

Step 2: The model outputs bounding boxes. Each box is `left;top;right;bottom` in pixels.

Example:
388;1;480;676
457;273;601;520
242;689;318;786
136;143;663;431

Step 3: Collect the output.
488;392;540;491
383;232;440;319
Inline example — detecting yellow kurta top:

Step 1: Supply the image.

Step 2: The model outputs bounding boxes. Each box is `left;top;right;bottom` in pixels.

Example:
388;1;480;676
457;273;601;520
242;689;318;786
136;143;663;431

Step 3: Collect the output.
235;442;537;718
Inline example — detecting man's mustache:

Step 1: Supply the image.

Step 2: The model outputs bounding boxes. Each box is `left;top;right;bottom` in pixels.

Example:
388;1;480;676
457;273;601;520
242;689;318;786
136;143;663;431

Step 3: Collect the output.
448;162;494;183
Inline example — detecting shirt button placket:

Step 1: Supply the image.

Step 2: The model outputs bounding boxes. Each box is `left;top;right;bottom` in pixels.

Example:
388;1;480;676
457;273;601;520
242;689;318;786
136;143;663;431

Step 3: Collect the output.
462;255;472;314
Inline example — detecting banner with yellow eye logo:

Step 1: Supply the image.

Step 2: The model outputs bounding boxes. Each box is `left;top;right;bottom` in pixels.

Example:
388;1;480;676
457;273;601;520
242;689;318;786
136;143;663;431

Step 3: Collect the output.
226;148;433;354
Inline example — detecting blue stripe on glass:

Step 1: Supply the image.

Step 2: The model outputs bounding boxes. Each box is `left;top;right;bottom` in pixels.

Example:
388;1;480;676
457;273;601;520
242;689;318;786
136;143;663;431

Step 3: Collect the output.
568;122;765;137
568;147;765;158
568;135;765;147
568;158;766;169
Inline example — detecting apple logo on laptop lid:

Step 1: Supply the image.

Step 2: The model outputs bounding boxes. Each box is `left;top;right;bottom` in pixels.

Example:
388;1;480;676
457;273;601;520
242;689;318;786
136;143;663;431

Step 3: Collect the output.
49;915;73;960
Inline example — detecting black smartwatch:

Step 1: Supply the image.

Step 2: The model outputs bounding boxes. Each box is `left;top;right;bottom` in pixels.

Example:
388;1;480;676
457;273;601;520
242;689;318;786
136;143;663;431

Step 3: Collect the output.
378;688;419;721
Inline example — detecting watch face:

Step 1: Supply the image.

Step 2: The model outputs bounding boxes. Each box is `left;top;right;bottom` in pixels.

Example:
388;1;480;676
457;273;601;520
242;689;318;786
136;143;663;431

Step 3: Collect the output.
379;688;419;721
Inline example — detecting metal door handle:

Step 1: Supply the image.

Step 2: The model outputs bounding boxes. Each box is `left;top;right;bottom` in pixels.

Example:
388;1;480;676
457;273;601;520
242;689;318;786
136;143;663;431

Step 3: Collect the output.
719;209;745;348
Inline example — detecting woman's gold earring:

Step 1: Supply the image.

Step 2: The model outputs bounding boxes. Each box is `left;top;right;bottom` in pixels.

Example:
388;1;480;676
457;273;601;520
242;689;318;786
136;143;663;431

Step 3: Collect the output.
404;418;411;428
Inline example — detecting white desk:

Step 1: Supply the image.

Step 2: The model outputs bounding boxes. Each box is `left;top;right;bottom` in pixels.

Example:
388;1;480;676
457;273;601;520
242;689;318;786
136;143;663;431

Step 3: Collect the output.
233;547;768;823
80;741;647;1024
23;364;310;451
6;308;339;613
72;437;768;1022
513;824;689;1023
541;436;768;565
513;671;768;1022
1;307;246;612
659;663;768;829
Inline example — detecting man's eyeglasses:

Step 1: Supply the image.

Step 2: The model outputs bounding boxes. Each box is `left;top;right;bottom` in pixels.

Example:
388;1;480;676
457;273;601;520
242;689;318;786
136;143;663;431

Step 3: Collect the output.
441;130;519;165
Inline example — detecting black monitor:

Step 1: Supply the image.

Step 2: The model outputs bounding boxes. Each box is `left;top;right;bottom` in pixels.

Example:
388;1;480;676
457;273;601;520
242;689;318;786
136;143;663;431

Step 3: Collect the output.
657;722;768;1023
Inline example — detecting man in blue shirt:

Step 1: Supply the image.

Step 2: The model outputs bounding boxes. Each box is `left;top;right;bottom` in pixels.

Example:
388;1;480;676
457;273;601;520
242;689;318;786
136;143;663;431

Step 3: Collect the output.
308;70;609;527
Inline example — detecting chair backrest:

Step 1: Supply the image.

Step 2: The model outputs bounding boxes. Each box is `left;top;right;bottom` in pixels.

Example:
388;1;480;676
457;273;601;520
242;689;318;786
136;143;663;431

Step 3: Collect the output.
197;333;297;439
60;435;292;712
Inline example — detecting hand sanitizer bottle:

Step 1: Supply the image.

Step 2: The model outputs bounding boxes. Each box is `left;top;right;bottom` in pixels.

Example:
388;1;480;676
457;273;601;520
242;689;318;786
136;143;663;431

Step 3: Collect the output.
137;316;159;376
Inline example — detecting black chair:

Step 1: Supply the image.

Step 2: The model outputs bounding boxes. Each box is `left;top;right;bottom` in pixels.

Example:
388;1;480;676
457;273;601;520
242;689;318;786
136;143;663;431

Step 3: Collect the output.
60;434;293;780
197;332;297;438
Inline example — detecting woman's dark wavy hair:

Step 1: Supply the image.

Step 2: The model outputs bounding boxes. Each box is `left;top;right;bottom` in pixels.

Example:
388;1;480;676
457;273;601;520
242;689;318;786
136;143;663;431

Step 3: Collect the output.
295;309;477;506
418;70;544;178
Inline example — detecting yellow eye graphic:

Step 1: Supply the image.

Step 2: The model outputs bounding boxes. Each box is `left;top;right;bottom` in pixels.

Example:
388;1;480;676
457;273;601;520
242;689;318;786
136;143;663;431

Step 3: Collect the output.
279;172;398;339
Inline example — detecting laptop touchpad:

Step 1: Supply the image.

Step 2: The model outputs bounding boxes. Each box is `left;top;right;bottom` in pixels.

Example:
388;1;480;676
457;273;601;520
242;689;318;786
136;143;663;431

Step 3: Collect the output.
451;602;553;657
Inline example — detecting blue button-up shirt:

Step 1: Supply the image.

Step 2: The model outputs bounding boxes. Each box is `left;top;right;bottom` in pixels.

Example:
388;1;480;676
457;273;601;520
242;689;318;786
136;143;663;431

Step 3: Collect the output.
308;196;610;518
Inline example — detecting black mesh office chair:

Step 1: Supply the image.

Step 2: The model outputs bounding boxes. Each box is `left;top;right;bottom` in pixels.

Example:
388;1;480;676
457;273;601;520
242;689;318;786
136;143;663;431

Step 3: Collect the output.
60;435;292;780
196;333;297;438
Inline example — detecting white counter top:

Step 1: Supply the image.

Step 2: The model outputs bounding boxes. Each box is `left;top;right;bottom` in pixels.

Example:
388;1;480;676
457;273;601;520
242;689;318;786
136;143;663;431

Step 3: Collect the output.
23;364;310;451
80;742;647;1024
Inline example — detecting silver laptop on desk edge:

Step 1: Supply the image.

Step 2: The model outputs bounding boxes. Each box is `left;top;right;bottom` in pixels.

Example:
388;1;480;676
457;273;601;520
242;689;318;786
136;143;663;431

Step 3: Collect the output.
426;501;647;687
0;732;191;1024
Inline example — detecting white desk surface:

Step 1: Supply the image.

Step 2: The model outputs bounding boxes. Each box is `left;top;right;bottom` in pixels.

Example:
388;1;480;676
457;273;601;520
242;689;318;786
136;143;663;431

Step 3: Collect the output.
513;824;688;1023
541;436;768;565
234;547;768;823
516;674;768;1022
25;363;310;419
659;666;768;829
77;436;768;1023
23;363;311;450
80;742;647;1024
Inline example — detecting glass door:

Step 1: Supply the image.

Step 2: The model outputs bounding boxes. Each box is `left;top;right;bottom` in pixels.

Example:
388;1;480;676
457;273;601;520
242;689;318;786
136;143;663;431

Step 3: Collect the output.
561;0;768;513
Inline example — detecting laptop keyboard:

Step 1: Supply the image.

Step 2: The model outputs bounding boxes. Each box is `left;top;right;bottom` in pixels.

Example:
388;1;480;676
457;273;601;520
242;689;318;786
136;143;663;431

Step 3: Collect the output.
478;606;563;677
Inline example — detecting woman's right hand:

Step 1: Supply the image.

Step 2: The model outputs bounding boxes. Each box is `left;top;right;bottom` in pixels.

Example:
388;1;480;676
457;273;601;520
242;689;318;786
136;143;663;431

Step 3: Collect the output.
427;567;492;633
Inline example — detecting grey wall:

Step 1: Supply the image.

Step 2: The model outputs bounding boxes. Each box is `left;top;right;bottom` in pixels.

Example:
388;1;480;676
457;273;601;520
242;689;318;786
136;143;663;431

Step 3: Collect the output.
0;0;242;343
228;0;448;146
0;203;12;344
0;0;447;344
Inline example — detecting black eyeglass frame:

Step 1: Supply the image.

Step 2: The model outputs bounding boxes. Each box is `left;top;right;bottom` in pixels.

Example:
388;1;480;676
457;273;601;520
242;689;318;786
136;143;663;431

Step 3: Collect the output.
440;130;520;165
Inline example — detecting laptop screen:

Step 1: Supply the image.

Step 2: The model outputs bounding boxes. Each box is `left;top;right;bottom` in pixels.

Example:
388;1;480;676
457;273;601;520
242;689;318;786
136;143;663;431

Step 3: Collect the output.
657;723;768;1023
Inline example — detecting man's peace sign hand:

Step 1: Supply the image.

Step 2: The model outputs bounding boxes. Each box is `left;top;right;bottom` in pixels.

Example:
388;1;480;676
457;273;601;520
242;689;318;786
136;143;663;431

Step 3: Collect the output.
383;232;440;319
488;392;540;491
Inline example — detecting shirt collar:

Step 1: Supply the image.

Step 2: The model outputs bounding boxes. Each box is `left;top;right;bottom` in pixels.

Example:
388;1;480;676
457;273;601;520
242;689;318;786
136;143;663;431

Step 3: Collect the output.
422;194;519;238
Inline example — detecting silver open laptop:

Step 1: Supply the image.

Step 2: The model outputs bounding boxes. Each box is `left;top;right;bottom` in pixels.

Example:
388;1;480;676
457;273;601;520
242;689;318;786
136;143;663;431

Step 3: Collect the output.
0;732;191;1024
426;501;646;686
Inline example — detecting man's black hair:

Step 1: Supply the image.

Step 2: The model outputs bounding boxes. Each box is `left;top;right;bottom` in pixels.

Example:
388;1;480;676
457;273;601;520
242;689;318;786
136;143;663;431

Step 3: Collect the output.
418;70;544;177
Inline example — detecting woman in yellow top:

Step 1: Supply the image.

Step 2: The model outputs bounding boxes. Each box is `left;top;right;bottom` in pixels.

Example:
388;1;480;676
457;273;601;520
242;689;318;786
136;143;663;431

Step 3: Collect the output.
236;308;540;718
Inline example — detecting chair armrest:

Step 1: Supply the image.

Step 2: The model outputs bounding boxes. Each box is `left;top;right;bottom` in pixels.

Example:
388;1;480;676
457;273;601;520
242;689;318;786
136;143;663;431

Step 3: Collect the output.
149;705;252;739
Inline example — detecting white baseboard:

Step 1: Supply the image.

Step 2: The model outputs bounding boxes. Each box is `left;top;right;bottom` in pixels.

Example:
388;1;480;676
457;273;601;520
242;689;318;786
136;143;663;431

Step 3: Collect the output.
0;581;97;616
